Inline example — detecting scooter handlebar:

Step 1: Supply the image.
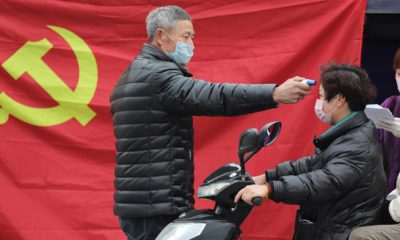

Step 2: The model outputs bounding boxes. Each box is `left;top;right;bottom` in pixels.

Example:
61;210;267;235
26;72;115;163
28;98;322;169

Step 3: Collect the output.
251;197;263;206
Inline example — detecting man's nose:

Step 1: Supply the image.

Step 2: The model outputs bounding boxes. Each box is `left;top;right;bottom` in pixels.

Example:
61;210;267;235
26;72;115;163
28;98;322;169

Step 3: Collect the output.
187;38;194;47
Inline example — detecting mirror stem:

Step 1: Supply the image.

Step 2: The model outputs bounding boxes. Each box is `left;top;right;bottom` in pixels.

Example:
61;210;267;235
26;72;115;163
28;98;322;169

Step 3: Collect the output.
240;162;246;179
240;158;246;181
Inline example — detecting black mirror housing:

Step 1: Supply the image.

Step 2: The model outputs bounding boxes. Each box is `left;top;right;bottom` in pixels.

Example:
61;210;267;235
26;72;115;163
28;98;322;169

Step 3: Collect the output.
237;122;282;176
260;121;281;147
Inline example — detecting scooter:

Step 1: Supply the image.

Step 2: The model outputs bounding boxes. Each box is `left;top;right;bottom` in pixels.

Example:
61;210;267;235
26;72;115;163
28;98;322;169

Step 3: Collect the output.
156;121;282;240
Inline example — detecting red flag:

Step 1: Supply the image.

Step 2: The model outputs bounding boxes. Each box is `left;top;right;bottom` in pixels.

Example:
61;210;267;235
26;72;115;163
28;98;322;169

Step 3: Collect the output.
0;1;366;239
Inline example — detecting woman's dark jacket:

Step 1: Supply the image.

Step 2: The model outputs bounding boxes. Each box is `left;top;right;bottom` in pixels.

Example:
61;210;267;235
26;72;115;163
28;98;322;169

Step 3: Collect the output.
266;112;387;240
110;44;278;218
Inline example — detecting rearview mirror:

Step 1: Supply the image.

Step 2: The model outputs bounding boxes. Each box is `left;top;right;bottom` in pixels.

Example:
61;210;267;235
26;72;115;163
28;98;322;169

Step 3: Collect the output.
238;128;259;159
237;122;282;178
260;121;281;147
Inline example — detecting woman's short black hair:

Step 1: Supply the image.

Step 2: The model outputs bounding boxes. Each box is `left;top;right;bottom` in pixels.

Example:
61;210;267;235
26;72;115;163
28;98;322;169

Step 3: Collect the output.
320;63;377;111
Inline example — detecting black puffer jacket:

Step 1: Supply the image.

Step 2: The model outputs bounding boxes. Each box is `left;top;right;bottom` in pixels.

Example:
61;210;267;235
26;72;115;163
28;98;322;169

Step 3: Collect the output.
110;44;278;218
266;112;386;240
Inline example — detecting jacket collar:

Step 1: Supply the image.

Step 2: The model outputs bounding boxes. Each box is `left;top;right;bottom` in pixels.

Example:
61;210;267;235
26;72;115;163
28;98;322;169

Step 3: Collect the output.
138;43;193;77
313;112;369;150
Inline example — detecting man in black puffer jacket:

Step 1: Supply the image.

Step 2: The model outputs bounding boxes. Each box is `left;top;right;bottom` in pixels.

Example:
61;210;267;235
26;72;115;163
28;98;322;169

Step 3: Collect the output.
110;5;311;240
235;64;387;240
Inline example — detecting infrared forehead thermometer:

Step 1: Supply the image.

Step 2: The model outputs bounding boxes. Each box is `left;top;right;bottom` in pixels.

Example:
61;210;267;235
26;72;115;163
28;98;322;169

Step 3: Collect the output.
301;79;317;86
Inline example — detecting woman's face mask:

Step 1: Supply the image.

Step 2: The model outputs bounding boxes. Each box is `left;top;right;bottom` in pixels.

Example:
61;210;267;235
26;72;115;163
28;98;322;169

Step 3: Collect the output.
314;97;338;125
163;31;194;65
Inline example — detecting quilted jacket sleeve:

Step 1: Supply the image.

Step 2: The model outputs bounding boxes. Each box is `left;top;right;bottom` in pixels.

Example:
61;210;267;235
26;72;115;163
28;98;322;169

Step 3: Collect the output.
158;70;278;116
269;142;371;204
265;156;315;181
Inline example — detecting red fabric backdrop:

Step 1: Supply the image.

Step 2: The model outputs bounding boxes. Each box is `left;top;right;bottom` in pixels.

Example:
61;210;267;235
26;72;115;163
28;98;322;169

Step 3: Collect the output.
0;0;366;239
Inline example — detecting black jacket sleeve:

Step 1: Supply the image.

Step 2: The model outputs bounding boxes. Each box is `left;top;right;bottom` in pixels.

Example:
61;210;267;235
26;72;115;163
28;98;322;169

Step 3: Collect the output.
269;146;369;205
265;155;315;181
158;70;278;116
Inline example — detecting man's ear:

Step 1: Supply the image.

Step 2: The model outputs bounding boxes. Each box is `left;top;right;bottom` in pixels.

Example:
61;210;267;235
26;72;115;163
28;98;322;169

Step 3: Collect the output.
153;28;164;46
336;94;347;108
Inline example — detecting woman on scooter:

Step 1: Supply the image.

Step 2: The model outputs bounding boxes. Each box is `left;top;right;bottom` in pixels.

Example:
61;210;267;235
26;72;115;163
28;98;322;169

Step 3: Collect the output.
235;63;387;240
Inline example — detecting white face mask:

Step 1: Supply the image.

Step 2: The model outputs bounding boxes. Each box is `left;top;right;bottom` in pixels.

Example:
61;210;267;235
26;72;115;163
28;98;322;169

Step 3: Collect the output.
396;73;400;94
163;31;194;65
314;99;338;124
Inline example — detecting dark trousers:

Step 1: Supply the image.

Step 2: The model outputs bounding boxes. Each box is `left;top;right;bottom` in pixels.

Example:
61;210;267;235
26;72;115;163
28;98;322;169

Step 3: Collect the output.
119;214;179;240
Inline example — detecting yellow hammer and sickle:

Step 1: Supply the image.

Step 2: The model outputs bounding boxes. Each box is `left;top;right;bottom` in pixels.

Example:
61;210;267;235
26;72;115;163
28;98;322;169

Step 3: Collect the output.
0;25;97;126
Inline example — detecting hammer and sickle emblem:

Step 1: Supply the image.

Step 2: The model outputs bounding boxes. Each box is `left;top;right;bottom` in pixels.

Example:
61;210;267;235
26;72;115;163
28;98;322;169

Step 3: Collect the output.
0;25;98;126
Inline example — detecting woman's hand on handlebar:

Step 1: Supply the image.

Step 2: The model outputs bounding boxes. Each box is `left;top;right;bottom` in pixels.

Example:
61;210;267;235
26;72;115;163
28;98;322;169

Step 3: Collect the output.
234;184;269;206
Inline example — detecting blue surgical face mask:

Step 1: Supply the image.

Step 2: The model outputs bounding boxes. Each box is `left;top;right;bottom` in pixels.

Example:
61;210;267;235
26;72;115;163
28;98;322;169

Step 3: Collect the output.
163;32;194;65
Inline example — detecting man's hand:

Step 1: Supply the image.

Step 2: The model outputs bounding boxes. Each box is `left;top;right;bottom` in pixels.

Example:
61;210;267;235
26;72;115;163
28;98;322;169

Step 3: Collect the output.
252;174;267;185
234;184;269;205
376;117;400;137
272;76;311;104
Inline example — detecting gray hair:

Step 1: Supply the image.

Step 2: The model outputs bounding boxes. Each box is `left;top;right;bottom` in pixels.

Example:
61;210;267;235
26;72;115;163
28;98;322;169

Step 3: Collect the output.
146;5;192;42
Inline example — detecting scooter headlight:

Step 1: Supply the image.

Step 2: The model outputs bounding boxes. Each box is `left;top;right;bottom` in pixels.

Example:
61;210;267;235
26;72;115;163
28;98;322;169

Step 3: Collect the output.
155;223;206;240
197;182;230;198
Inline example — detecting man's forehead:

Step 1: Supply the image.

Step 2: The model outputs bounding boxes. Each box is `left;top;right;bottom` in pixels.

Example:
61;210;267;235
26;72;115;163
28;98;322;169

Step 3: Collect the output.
173;20;194;34
183;30;195;35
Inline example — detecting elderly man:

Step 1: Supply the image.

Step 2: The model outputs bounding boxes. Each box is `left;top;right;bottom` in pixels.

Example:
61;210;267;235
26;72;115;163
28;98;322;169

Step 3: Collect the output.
110;5;311;240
